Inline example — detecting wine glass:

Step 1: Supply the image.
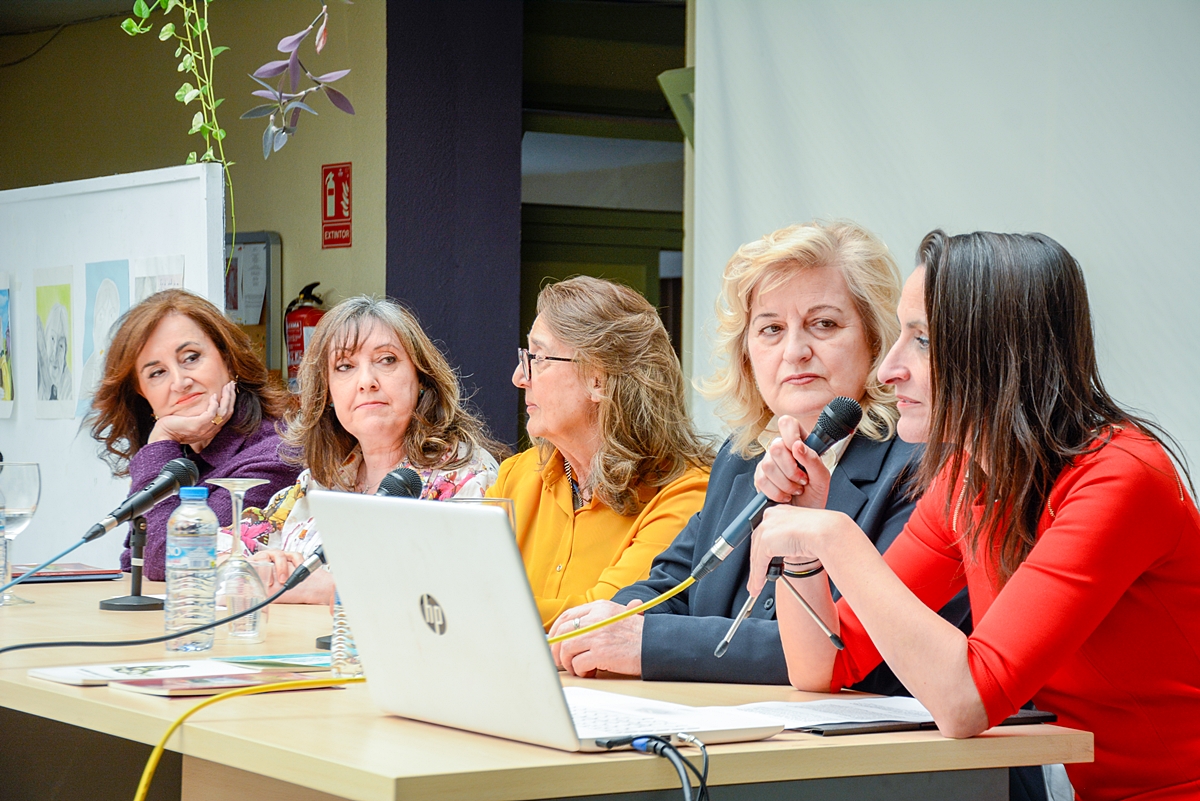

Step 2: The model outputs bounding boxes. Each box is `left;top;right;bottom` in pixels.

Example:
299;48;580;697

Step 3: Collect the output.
0;462;41;606
445;496;516;534
208;478;270;642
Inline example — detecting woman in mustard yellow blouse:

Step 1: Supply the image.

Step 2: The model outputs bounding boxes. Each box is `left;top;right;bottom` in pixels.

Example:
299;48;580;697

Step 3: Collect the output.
489;276;714;629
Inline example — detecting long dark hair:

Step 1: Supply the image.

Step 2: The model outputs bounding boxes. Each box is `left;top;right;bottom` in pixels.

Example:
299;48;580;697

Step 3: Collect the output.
89;290;291;476
916;230;1191;584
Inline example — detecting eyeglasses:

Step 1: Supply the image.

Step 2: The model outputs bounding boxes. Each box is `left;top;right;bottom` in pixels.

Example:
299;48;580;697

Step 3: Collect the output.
517;348;574;382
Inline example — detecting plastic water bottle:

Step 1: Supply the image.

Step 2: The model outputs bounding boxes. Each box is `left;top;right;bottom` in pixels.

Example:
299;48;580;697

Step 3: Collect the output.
164;486;218;652
331;589;362;678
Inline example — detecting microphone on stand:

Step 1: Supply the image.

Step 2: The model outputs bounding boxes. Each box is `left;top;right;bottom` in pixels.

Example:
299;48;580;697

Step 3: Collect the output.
85;458;200;542
93;458;198;611
691;397;863;581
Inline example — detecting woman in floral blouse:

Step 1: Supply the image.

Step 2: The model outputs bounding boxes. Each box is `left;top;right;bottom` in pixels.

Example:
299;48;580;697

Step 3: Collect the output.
243;296;506;604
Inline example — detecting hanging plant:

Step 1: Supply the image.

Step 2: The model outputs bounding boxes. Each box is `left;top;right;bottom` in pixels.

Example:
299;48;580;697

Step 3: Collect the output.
242;4;356;159
121;0;236;270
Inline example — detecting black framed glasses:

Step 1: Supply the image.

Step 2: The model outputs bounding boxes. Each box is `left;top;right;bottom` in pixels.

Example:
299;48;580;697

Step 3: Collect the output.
517;348;574;381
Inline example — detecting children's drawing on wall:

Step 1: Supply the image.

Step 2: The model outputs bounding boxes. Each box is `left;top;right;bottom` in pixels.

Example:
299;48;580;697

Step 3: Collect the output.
0;273;13;419
132;255;184;303
76;260;131;417
34;265;75;419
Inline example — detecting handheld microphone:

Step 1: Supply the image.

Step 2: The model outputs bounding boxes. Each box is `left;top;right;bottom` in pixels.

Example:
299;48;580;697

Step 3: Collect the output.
376;467;423;499
691;397;863;581
83;458;200;542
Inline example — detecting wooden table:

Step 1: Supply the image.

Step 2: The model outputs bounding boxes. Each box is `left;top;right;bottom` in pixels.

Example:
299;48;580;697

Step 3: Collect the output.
0;581;1092;801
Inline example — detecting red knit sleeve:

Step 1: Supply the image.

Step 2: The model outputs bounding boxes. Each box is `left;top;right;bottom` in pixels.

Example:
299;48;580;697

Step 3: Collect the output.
830;474;969;690
965;435;1187;726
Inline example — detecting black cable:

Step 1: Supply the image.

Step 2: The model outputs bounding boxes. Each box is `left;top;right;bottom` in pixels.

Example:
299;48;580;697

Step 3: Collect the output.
675;734;709;801
0;11;128;37
0;583;287;657
0;25;65;68
0;554;322;658
632;736;698;801
661;747;693;801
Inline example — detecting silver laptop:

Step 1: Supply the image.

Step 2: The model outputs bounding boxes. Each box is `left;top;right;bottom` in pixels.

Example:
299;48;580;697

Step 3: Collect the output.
307;490;784;752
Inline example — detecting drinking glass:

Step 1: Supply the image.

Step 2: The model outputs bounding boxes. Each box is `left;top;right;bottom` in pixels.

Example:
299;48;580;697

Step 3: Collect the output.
445;496;517;534
209;478;270;642
0;462;41;606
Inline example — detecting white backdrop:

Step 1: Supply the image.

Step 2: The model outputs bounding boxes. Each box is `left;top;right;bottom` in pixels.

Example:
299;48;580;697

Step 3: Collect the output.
689;0;1200;470
0;164;225;566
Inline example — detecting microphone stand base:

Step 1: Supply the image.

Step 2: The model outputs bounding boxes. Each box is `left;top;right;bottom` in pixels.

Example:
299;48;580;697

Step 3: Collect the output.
100;595;165;611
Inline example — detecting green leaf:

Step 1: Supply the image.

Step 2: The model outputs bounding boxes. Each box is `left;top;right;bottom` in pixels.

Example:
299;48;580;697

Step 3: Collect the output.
214;128;226;141
158;22;175;40
133;0;151;19
195;17;207;33
184;88;201;104
213;97;224;108
178;53;194;73
158;0;169;9
211;46;229;57
186;152;197;164
175;44;182;57
174;81;193;101
189;111;204;134
121;18;141;35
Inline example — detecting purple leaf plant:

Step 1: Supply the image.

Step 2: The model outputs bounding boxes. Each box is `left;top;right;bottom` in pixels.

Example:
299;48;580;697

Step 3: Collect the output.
241;2;355;159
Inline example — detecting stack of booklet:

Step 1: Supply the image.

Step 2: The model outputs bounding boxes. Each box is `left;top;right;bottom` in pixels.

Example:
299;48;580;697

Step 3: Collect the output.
28;653;334;697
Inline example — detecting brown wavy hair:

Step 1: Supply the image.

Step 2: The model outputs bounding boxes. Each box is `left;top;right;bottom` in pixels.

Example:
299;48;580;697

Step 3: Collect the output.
88;289;291;476
283;296;507;491
917;229;1192;585
534;276;716;516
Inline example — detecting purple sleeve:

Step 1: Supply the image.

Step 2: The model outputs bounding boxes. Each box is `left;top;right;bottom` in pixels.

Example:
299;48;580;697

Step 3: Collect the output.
202;432;300;532
121;440;187;581
120;422;300;582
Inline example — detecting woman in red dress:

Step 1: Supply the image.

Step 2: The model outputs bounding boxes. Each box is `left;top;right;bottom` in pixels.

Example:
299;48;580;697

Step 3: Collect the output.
749;230;1200;800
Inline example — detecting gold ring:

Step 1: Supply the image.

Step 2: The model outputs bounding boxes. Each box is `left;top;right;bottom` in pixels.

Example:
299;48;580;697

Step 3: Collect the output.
573;617;582;630
212;414;223;426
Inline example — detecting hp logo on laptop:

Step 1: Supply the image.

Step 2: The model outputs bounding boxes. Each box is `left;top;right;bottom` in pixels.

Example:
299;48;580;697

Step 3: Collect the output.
420;594;446;635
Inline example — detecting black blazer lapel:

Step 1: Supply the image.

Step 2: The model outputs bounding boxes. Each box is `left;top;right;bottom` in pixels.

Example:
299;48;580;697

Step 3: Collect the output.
692;465;760;618
826;435;888;522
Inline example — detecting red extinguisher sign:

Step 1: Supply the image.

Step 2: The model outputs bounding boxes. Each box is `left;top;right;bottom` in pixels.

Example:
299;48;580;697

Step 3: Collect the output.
322;162;352;249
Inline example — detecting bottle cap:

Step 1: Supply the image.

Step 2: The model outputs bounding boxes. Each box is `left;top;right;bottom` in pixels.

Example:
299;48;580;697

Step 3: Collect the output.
179;486;208;501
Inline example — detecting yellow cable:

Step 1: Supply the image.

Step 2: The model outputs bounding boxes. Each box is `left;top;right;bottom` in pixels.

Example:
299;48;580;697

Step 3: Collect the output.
135;577;697;798
133;676;365;801
547;576;695;645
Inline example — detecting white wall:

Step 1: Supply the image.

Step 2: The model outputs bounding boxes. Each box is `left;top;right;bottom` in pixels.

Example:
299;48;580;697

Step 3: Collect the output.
691;0;1200;468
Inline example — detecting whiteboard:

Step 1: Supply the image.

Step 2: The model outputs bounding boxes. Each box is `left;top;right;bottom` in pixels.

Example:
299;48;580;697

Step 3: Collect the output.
0;164;225;567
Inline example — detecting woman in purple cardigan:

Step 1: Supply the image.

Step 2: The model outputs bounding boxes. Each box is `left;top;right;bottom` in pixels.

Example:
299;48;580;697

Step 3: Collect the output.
88;290;299;581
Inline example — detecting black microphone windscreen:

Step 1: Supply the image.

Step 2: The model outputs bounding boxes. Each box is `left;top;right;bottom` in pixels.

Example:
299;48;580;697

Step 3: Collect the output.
816;397;863;442
376;467;423;499
163;458;200;488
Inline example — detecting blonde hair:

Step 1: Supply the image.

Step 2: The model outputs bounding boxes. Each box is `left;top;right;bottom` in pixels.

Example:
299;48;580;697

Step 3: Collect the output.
701;221;902;457
283;296;506;491
535;276;715;516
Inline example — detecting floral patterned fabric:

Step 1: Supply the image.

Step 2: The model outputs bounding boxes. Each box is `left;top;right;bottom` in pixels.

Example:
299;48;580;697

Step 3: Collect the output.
237;444;499;560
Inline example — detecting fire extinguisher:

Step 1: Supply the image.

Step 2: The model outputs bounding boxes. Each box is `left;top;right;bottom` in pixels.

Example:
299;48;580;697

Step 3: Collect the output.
285;282;326;393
